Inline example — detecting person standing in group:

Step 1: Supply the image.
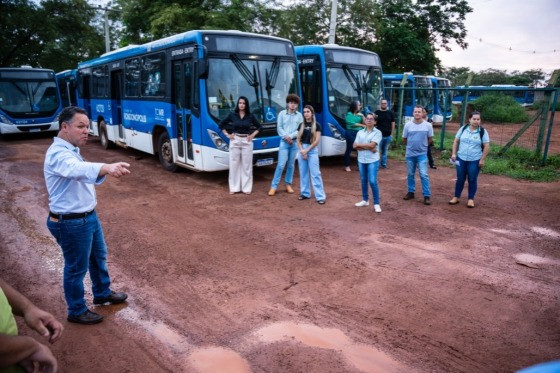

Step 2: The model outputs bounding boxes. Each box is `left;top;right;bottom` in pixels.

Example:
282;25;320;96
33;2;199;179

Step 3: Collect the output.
449;111;490;208
297;105;326;204
268;94;303;196
402;105;434;205
354;113;383;213
44;106;130;325
374;99;395;169
344;100;366;172
422;106;437;169
0;277;63;372
219;96;263;194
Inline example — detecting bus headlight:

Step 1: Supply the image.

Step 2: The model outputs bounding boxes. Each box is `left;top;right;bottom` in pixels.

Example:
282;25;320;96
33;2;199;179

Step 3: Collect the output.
0;114;12;124
328;123;344;140
207;129;229;152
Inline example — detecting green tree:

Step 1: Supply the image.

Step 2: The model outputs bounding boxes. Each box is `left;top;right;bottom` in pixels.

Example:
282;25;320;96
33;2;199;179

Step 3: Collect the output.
0;0;45;67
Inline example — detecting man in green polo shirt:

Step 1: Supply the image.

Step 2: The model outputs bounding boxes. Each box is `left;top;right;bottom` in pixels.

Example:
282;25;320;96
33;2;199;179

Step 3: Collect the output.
0;277;63;372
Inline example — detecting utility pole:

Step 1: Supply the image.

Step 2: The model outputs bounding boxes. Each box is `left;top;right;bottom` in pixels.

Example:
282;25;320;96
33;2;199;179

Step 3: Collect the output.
92;5;121;53
328;0;338;44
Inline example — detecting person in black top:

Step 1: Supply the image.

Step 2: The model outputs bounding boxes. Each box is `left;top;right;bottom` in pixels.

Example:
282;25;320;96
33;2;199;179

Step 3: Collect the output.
423;106;437;169
219;96;263;194
374;99;396;168
297;105;326;204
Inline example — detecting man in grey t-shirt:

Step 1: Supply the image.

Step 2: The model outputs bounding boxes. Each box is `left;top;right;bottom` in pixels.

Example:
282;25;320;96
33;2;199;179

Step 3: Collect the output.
402;105;434;205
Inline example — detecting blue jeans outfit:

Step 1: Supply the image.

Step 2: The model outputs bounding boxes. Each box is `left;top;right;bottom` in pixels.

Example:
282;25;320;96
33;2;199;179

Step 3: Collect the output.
298;144;326;201
47;211;112;316
271;140;298;190
406;155;431;197
344;129;358;167
379;135;392;167
454;156;480;199
358;161;380;204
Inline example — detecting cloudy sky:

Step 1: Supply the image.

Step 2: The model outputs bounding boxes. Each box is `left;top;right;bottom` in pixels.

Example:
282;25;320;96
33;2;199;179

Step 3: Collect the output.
436;0;560;74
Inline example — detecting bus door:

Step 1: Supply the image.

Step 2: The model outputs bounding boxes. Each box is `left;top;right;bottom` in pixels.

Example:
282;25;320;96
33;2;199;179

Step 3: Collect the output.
110;70;125;142
172;59;194;166
79;72;91;117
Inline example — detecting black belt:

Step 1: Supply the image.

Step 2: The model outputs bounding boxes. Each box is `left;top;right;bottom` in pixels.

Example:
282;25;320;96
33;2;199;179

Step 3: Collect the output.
234;133;249;137
49;210;95;220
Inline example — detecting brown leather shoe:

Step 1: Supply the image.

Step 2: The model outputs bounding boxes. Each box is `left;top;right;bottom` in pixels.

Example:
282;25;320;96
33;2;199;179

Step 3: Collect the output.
286;185;294;194
268;188;276;196
67;309;103;325
467;199;475;208
403;192;415;200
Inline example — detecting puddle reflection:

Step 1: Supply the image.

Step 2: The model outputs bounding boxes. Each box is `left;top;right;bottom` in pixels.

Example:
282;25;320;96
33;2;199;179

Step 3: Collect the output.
255;322;405;373
189;347;251;373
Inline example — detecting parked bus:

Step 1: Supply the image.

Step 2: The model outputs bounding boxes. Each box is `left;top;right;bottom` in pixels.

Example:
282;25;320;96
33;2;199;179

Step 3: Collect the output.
76;30;299;172
296;44;383;156
429;76;452;123
452;85;535;107
0;67;62;135
383;73;433;123
56;69;78;107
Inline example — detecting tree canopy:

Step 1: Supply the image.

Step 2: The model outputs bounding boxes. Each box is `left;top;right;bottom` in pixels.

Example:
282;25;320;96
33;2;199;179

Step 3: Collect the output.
1;0;509;77
441;67;547;87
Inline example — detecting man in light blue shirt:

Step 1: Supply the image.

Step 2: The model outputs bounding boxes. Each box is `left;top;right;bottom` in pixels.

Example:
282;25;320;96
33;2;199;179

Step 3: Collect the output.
402;105;434;205
268;94;303;196
44;106;131;325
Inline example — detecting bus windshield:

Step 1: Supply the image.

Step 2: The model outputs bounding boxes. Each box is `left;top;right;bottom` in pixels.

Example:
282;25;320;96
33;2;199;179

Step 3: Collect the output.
0;79;60;118
326;66;383;121
415;77;433;111
206;56;297;123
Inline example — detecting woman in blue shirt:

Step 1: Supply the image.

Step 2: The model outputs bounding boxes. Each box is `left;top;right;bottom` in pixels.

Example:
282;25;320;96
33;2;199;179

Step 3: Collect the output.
449;111;490;208
297;105;326;204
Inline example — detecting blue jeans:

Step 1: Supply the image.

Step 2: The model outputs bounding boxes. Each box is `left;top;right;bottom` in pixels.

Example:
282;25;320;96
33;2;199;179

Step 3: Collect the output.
344;129;358;167
454;157;480;199
271;140;298;189
358;161;380;204
47;211;112;316
379;135;392;167
406;155;431;197
298;145;326;201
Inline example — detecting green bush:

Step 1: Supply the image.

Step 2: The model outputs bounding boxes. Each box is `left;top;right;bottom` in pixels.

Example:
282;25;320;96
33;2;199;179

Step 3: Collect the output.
469;94;529;123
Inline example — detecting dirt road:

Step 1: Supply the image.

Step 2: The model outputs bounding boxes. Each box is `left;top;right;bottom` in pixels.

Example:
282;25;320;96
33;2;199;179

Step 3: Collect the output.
1;133;559;372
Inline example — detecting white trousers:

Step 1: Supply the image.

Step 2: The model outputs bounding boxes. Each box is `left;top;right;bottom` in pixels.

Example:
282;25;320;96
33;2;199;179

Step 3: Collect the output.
229;135;254;193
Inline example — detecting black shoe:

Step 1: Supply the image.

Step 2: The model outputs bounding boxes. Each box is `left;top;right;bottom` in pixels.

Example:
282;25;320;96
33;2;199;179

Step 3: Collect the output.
298;195;310;200
403;192;415;200
424;197;432;205
68;309;103;325
430;165;437;169
93;291;128;305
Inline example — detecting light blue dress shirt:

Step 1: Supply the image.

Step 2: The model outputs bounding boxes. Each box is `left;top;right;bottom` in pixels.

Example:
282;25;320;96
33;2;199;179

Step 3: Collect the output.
277;109;303;141
355;127;383;164
44;137;105;214
456;126;490;161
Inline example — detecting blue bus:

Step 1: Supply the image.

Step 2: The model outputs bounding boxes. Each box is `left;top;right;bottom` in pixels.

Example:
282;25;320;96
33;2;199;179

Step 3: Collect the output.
296;45;383;156
75;30;299;172
383;73;433;123
429;76;452;122
56;69;78;107
452;85;535;107
0;67;62;135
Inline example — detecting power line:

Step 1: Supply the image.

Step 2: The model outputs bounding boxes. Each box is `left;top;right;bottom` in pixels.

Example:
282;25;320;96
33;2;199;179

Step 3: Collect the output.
466;35;559;55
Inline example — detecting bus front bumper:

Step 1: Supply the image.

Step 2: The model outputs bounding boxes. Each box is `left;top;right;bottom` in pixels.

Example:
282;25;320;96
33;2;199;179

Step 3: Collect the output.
0;120;59;135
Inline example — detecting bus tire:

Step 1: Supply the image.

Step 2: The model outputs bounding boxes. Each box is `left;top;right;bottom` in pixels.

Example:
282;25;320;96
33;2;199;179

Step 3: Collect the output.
99;121;113;150
157;132;177;172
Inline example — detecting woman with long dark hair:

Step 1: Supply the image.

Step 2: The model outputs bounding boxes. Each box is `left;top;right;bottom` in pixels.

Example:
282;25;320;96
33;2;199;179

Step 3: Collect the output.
344;100;365;172
297;105;326;204
219;96;262;194
449;111;490;208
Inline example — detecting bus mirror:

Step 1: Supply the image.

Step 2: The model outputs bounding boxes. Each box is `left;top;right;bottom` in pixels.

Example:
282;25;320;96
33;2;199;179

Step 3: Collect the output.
196;45;208;79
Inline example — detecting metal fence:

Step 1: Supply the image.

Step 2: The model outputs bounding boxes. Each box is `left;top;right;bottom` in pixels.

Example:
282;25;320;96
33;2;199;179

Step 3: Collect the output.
388;86;559;165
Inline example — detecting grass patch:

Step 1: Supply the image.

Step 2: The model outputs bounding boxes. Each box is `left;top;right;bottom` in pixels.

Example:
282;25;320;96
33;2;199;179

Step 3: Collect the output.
389;130;560;182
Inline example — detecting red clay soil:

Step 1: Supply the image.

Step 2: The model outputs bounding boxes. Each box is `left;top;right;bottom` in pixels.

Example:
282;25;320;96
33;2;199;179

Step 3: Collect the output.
1;131;559;373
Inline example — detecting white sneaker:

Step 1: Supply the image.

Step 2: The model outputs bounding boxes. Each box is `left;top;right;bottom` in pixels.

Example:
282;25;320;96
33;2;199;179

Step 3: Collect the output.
374;204;382;213
355;200;369;207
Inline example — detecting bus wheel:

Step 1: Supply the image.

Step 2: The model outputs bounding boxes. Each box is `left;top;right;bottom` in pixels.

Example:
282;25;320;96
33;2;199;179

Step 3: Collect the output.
99;121;113;150
157;132;177;172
